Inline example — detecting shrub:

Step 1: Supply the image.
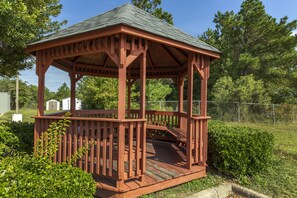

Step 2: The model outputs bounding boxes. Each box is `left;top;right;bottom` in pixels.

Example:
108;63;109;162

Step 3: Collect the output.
208;120;274;177
0;155;96;197
0;125;19;158
2;122;34;154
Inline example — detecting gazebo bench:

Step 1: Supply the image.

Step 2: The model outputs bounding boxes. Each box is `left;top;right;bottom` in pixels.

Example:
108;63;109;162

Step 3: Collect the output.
146;124;187;145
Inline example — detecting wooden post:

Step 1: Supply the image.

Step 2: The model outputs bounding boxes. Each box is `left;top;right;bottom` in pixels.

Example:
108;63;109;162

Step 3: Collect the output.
140;50;147;181
70;73;76;116
118;34;127;119
36;51;49;117
201;56;209;167
35;50;52;155
15;75;19;113
127;83;132;118
140;54;146;119
178;77;184;128
127;68;132;118
117;34;126;189
187;53;194;170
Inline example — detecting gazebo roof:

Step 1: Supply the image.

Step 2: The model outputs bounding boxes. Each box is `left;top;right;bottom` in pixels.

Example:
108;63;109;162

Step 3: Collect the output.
29;3;220;54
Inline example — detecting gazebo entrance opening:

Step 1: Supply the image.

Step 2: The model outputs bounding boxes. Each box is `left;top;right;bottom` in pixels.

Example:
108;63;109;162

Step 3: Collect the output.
26;4;220;197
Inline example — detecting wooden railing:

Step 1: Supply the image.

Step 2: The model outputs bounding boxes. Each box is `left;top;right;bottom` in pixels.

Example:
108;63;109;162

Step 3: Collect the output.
34;116;146;188
42;109;209;171
130;110;179;128
75;110;118;119
189;116;210;167
74;109;179;128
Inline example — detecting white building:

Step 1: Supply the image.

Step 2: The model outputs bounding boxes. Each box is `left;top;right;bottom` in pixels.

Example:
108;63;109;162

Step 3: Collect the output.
62;97;82;110
0;92;10;115
46;99;60;111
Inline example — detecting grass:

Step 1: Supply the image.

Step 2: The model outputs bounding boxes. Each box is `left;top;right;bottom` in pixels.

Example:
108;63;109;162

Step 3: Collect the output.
144;122;297;197
226;122;297;197
0;109;64;123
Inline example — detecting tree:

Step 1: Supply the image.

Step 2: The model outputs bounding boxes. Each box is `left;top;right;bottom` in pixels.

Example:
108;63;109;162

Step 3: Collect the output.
54;83;70;102
212;75;270;104
200;0;297;103
131;0;173;24
0;78;55;108
0;0;66;77
77;77;119;110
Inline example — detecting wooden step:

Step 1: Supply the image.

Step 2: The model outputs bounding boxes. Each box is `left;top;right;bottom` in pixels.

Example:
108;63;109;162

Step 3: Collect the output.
168;127;187;144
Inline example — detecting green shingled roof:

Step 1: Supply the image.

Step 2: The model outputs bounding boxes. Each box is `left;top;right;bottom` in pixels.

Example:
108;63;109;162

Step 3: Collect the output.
30;4;220;53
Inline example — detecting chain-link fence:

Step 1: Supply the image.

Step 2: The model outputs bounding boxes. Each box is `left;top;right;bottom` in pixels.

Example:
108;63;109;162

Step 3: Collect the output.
145;100;297;123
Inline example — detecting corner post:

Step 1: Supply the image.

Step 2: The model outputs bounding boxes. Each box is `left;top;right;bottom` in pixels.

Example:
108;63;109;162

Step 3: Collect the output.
187;53;194;169
139;40;147;181
200;56;209;167
35;50;52;155
117;34;127;189
178;77;184;128
69;73;76;116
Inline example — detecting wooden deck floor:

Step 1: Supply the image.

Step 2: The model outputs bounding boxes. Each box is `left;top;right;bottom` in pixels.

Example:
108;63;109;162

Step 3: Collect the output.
95;140;206;198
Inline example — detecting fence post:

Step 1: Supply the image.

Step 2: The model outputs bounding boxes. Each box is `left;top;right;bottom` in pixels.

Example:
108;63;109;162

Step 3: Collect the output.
237;102;241;122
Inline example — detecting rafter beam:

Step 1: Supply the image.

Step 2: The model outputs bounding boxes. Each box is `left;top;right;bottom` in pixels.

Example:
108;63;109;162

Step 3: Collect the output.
161;44;182;67
147;50;154;69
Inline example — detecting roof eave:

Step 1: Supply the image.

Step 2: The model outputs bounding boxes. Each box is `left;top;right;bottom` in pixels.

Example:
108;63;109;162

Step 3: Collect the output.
25;25;124;54
25;24;221;59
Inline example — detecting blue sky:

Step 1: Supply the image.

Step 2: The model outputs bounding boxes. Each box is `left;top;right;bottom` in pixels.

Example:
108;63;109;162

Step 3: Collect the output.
20;0;297;91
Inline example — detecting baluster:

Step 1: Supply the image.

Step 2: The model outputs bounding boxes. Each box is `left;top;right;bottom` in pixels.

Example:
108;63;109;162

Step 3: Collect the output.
199;120;203;162
129;122;134;178
73;120;78;166
102;122;107;176
78;120;83;168
136;122;141;176
96;121;101;175
108;122;114;177
90;121;95;173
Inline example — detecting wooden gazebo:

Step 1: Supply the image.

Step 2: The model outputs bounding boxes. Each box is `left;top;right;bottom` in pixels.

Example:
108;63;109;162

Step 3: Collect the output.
26;4;220;197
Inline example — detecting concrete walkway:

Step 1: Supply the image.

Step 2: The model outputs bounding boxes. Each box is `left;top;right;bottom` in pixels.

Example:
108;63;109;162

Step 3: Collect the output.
187;183;270;198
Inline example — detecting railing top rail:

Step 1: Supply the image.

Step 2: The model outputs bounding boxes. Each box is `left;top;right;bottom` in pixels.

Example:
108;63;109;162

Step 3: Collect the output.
33;116;146;123
44;110;68;116
75;109;118;113
191;116;211;120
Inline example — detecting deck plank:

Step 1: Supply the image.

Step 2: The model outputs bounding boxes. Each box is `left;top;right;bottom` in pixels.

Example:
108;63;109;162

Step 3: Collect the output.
95;140;206;197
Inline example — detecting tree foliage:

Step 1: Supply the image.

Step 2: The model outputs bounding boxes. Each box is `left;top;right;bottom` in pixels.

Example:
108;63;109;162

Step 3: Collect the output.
77;77;119;109
0;0;66;77
131;0;173;24
54;82;70;102
212;75;270;104
200;0;297;103
0;78;54;109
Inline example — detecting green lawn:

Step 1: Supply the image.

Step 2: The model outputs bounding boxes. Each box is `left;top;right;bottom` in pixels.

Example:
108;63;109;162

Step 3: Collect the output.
145;122;297;197
0;109;64;123
226;122;297;197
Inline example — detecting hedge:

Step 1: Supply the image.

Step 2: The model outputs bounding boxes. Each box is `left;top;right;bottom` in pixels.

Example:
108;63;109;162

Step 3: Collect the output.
2;122;34;154
208;121;274;177
0;155;96;197
0;125;19;158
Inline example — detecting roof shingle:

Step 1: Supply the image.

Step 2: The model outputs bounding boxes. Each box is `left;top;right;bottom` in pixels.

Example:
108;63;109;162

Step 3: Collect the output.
30;4;220;53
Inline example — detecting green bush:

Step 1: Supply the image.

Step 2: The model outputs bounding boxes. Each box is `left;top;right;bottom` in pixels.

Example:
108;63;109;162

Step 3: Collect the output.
0;155;96;197
0;125;19;158
208;120;274;177
2;122;34;154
